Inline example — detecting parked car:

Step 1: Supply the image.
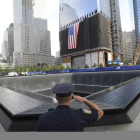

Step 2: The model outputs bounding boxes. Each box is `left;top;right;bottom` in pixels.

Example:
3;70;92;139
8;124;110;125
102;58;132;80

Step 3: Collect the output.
21;72;30;76
8;72;18;77
107;60;123;67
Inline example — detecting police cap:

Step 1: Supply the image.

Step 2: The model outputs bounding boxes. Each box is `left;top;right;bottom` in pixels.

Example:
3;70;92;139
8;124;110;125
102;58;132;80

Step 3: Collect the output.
52;83;74;97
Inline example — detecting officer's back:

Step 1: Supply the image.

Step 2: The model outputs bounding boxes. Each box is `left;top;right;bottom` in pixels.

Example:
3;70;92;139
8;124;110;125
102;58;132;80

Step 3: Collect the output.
36;83;104;132
36;105;92;132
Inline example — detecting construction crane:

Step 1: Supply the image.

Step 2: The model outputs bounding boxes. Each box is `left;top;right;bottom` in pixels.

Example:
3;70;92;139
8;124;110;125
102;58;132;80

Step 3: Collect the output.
132;40;140;66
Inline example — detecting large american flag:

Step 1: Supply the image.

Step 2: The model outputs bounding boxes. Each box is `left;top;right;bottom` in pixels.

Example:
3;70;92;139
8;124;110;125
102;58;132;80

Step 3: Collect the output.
68;22;80;49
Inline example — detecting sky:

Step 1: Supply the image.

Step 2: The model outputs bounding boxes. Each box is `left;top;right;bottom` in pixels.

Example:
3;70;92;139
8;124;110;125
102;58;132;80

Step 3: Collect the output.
0;0;59;57
119;0;135;32
0;0;136;56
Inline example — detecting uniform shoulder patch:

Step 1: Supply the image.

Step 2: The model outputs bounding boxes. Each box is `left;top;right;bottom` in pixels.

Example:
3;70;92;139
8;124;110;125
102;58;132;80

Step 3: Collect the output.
83;109;92;114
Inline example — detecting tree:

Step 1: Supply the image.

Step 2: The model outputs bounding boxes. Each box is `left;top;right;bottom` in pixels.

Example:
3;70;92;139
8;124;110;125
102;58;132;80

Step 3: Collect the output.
60;64;65;71
36;66;42;72
99;63;103;68
42;64;48;72
71;65;75;70
66;65;71;70
93;63;97;68
85;64;89;69
48;66;53;71
22;66;27;72
5;66;11;73
124;59;129;66
14;65;19;73
0;65;2;73
18;66;23;73
28;65;34;72
110;61;115;67
56;66;61;71
78;64;81;70
52;65;57;71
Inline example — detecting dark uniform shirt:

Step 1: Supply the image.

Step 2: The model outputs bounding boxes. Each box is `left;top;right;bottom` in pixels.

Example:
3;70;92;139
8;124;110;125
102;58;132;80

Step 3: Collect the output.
36;105;98;132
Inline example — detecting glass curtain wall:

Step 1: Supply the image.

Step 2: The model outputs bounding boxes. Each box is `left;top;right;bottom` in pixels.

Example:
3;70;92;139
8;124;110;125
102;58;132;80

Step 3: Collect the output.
119;0;136;63
134;0;140;44
59;0;99;30
59;0;112;30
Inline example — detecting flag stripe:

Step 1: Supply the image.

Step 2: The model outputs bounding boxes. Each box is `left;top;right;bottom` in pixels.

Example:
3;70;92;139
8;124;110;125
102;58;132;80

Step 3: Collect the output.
68;22;80;49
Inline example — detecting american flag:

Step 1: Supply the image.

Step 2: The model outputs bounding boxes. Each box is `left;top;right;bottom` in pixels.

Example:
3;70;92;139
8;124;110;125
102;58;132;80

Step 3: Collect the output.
68;22;80;49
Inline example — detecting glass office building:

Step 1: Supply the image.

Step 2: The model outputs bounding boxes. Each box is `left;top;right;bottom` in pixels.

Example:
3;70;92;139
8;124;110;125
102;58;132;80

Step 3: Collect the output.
118;0;136;62
133;0;140;64
59;0;111;30
134;0;140;44
13;0;54;66
2;23;14;63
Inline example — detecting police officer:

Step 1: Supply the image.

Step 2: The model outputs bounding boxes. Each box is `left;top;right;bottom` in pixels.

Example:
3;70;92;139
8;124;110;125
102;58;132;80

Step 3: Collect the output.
36;83;104;132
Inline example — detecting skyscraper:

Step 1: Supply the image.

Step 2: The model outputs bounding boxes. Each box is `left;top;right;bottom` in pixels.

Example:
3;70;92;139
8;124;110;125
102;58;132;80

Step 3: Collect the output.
118;0;136;63
133;0;140;64
133;0;140;44
59;0;112;30
2;23;14;63
122;30;136;62
111;0;123;60
13;0;54;66
59;0;123;68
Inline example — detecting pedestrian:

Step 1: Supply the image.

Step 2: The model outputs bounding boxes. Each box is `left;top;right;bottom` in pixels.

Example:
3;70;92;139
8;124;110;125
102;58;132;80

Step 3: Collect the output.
36;83;104;132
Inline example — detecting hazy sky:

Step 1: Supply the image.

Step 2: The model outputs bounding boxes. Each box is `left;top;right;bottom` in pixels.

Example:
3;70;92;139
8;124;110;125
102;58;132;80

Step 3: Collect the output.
0;0;59;57
0;0;136;56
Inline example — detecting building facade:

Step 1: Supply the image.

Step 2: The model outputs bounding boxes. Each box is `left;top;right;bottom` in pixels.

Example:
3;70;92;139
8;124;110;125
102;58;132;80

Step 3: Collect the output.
133;0;140;64
13;0;54;66
111;0;123;60
60;13;113;68
118;0;136;63
54;51;62;66
123;30;136;62
59;0;112;30
59;0;123;68
2;23;14;63
133;0;140;44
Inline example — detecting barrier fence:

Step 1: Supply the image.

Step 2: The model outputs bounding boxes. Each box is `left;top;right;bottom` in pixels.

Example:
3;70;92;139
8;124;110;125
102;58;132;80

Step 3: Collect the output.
27;66;140;75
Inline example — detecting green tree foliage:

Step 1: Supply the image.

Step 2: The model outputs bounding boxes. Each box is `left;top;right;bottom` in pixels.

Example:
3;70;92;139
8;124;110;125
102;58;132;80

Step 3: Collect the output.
71;65;75;70
28;65;34;72
99;63;103;68
124;59;129;66
14;65;19;73
93;63;97;68
5;66;11;73
56;66;61;71
22;66;27;72
0;65;2;73
66;65;71;70
49;66;53;71
85;64;89;69
78;64;81;70
42;64;48;72
60;64;65;71
110;61;115;67
36;66;42;72
52;65;57;71
18;66;23;73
